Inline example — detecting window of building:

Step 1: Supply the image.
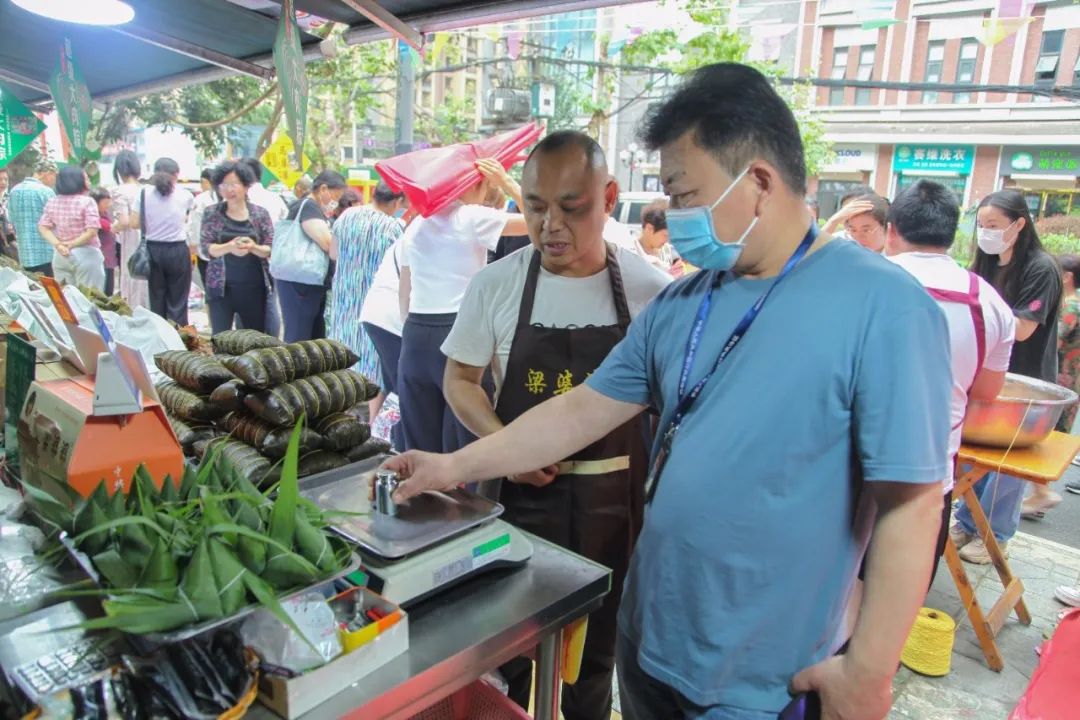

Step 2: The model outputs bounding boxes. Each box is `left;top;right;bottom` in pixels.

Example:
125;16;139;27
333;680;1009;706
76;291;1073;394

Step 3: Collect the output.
465;79;477;97
921;41;945;104
954;40;979;103
855;46;875;105
342;146;354;161
444;77;453;93
830;47;849;105
1035;30;1064;89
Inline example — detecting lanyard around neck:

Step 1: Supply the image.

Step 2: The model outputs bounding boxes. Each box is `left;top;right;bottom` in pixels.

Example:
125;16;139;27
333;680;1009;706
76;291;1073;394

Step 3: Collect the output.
645;223;819;503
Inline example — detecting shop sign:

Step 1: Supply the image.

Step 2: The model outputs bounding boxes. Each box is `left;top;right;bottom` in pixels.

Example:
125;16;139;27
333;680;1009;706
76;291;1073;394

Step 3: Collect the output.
893;144;974;174
999;146;1080;176
0;85;46;169
823;144;876;173
273;0;308;170
49;39;95;162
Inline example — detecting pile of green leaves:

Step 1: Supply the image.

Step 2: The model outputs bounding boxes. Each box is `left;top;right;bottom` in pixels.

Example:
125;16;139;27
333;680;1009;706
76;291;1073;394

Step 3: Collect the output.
24;420;349;637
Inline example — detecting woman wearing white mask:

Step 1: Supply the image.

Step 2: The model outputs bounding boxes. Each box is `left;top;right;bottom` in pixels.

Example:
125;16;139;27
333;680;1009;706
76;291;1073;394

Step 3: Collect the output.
951;189;1062;564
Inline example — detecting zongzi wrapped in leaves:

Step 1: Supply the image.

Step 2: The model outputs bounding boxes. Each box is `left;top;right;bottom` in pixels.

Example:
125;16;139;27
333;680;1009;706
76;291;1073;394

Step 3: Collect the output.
209;379;248;413
154;351;236;393
297;450;349;477
220;412;322;459
211;329;284;355
168;416;218;455
226;340;360;389
157;382;225;423
345;437;392;463
243;370;374;426
313;413;370;450
208;438;280;487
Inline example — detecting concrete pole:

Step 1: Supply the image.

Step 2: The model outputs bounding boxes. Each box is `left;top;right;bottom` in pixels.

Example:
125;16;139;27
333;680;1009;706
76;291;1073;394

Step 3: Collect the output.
395;40;416;155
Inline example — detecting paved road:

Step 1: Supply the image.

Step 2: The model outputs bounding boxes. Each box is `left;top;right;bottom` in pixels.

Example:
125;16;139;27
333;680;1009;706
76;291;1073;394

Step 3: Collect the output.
1016;461;1080;550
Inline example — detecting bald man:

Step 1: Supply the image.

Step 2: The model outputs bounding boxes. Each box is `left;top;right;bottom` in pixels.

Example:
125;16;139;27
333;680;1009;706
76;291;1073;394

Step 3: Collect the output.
441;130;670;719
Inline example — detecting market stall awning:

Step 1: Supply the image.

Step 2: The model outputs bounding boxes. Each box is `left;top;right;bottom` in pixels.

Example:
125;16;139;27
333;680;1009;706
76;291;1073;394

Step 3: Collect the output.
0;0;632;106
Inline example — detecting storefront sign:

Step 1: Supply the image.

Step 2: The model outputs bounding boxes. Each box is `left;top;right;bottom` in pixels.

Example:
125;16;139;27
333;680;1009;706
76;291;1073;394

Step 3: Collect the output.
273;0;308;170
0;84;46;169
49;39;95;162
823;144;877;174
893;144;975;174
999;146;1080;176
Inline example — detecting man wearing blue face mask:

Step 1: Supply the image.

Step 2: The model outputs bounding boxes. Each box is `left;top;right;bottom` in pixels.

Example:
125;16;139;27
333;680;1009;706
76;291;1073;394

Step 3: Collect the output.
380;64;952;720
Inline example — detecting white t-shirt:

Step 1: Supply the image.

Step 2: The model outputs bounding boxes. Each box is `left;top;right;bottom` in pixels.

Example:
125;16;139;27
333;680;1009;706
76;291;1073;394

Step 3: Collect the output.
360;239;404;336
603;216;637;252
143;187;194;243
442;244;671;397
188;190;219;259
248;183;289;222
889;251;1015;490
401;203;506;313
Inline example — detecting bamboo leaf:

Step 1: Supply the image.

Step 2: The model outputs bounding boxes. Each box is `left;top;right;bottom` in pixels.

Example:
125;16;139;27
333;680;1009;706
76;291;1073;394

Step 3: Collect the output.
208;538;250;615
268;417;304;550
203;523;318;573
71;515;168;547
241;571;320;655
181;538;224;619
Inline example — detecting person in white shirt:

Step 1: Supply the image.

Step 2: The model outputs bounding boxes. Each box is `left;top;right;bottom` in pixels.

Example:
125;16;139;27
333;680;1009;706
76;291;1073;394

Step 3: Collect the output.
440;130;670;717
361;237;405;447
242;158;289;222
188;168;219;289
397;159;528;452
886;179;1015;583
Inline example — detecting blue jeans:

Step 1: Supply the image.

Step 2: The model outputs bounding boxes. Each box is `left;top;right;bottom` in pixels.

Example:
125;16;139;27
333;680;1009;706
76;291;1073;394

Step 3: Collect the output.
955;471;1025;542
616;633;776;720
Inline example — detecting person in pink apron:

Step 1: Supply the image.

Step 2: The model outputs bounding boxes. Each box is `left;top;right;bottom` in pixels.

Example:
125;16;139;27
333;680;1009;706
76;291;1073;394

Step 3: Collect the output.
885;179;1016;584
440;131;671;718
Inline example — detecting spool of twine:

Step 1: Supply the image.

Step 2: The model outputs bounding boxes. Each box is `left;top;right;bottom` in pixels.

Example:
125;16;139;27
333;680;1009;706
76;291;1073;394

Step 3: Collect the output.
901;607;955;677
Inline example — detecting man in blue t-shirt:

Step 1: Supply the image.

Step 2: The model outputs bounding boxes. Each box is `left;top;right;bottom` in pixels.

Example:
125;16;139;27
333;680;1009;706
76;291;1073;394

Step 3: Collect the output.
383;63;952;719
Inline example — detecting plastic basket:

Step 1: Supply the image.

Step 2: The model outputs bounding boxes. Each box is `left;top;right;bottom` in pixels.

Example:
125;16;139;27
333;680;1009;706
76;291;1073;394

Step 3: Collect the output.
408;680;531;720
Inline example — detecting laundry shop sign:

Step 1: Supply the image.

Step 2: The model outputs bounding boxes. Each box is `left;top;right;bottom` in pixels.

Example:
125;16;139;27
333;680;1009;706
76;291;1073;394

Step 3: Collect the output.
893;144;975;174
1000;146;1080;176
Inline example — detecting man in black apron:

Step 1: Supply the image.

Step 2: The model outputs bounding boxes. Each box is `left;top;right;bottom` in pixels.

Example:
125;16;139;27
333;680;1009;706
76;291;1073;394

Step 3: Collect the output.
440;130;670;718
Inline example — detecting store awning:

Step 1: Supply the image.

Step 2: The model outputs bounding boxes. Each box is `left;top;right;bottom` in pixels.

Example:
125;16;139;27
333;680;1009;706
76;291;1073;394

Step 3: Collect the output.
0;0;629;106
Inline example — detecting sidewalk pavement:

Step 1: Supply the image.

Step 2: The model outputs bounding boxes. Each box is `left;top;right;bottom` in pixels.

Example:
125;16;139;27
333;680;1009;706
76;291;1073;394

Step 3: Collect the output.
890;530;1079;719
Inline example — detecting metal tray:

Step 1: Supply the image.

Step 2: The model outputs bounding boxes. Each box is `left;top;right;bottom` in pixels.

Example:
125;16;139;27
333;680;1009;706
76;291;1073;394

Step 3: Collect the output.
59;533;361;645
297;459;503;560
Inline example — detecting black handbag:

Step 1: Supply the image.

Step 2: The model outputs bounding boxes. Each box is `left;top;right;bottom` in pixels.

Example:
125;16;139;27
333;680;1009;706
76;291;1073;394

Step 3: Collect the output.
126;188;151;279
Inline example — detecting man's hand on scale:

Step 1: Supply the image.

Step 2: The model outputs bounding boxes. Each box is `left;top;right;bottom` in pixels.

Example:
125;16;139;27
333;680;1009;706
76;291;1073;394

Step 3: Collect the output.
377;451;464;503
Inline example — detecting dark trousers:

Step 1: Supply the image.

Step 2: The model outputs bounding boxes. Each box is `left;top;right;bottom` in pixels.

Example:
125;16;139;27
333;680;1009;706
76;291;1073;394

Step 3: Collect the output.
277;279;326;342
209;283;266;334
25;262;53;277
147;241;191;325
196;257;209;289
363;321;404;450
398;312;475;453
930;489;953;589
104;268;115;296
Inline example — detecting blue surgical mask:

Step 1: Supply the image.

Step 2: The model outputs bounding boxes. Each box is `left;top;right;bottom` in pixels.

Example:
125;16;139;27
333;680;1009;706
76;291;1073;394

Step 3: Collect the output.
666;166;758;271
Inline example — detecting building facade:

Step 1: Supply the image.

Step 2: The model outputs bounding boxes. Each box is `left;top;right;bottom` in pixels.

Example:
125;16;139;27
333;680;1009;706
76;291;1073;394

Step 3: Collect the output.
797;0;1080;217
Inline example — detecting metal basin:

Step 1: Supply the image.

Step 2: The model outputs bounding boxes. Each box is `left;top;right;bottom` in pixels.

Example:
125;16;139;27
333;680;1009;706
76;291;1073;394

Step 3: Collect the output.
961;373;1078;448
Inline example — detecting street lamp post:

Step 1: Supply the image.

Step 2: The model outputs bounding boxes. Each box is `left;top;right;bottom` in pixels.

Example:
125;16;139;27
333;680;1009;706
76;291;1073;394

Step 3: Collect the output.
619;143;647;191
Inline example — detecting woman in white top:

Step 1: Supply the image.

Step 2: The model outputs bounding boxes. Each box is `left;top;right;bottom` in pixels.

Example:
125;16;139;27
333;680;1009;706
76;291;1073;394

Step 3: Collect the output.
111;150;149;309
143;157;195;325
396;159;527;453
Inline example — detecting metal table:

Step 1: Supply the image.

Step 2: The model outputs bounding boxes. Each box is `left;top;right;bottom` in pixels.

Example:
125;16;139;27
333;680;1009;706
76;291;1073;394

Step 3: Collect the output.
254;534;611;720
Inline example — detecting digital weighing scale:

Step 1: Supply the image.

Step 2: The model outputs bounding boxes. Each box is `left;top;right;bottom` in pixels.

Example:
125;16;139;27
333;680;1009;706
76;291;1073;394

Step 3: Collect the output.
298;458;533;607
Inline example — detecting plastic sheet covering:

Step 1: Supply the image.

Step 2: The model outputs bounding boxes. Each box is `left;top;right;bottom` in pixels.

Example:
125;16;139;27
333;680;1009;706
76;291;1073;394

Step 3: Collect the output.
375;124;542;218
1010;609;1080;719
0;521;61;621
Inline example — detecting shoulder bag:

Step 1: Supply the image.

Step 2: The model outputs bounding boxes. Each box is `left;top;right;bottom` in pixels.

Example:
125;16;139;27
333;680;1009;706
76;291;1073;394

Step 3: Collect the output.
269;198;329;285
126;188;151;279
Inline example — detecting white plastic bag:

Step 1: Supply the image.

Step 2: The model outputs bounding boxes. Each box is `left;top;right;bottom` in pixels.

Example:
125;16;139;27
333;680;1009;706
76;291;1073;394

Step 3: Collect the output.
240;592;342;673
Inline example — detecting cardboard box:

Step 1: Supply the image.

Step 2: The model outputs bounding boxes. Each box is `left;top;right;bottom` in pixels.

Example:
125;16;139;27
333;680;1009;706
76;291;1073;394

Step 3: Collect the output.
16;378;183;498
258;587;409;719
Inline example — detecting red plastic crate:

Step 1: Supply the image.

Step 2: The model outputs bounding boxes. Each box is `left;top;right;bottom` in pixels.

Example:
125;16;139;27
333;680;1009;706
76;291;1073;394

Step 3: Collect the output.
409;680;531;720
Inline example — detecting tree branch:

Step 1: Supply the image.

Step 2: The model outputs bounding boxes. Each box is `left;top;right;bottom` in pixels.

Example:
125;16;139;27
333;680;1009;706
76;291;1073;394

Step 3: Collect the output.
255;95;284;157
176;82;279;129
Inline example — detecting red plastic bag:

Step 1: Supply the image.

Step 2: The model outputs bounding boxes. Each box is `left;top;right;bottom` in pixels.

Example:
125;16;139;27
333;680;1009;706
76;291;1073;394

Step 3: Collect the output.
375;123;542;218
1010;608;1080;720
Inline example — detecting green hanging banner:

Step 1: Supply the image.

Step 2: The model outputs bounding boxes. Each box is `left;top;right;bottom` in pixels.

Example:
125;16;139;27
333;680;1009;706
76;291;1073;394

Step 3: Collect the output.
0;84;46;169
274;0;308;170
50;38;95;163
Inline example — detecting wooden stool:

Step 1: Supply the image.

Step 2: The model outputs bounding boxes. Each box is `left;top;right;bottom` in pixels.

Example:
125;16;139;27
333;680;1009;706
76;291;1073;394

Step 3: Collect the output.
948;432;1080;671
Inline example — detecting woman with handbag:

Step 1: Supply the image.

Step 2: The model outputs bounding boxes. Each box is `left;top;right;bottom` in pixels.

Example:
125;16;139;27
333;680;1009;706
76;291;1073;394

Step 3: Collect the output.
111;150;149;309
201;161;274;333
270;170;346;342
142;157;195;325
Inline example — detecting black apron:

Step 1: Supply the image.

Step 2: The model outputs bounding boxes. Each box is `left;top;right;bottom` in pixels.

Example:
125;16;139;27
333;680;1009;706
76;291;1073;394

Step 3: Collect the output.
495;245;648;720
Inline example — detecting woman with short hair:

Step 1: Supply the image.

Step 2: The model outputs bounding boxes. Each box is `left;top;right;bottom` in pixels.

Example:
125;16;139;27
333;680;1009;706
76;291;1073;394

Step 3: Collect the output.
201;161;274;334
111;150;149;308
37;166;105;290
